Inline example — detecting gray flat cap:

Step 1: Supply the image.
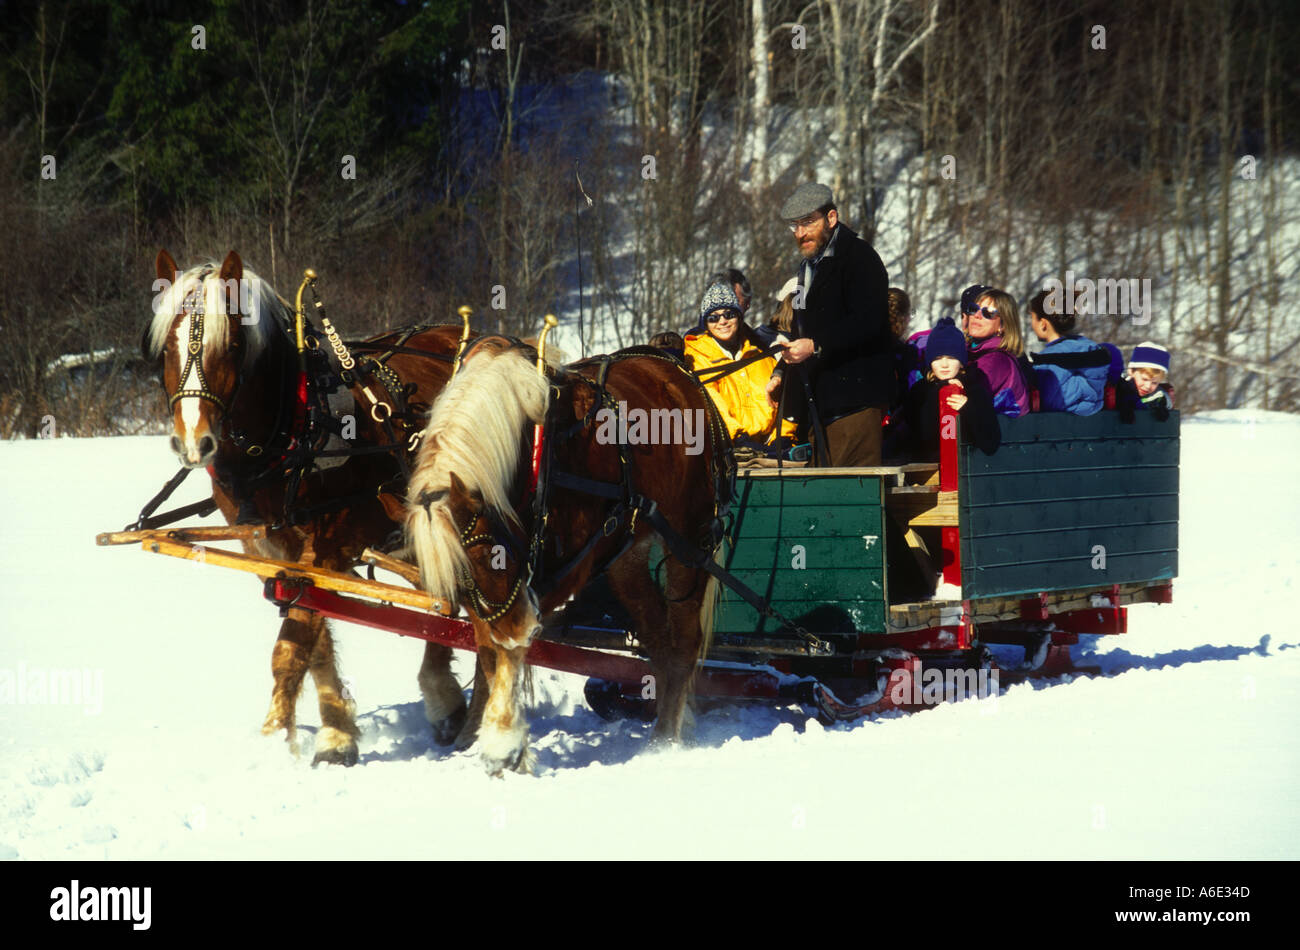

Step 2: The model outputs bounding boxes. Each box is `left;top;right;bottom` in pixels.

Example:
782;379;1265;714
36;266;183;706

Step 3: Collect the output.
780;182;834;220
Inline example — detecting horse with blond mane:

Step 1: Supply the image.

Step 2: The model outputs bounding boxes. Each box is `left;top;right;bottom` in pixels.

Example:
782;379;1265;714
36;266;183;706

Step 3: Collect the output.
405;336;733;775
145;250;473;764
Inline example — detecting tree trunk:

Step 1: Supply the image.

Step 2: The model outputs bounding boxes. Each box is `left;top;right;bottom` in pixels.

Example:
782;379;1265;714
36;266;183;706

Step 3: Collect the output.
827;0;849;202
282;188;293;255
1214;1;1232;408
751;0;769;191
1262;18;1278;410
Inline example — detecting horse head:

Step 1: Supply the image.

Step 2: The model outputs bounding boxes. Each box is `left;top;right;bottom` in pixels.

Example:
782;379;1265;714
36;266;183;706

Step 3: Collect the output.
147;249;278;468
446;469;542;647
405;345;551;652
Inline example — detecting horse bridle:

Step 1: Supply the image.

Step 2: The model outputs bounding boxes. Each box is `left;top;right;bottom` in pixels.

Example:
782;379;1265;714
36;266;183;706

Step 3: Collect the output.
418;487;531;624
164;272;293;463
167;275;233;415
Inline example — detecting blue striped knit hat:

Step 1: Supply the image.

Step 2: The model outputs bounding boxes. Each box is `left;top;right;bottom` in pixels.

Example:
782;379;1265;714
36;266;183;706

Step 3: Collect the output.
1129;341;1170;373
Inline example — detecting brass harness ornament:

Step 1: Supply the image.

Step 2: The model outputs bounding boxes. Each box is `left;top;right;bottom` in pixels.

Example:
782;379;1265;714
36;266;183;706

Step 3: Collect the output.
296;268;395;425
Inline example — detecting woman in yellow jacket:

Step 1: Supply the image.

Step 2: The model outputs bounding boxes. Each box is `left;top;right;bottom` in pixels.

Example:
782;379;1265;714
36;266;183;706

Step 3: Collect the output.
685;282;796;450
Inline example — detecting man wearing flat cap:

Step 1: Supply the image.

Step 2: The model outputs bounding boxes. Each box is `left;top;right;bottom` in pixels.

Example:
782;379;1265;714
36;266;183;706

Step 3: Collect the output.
769;182;892;466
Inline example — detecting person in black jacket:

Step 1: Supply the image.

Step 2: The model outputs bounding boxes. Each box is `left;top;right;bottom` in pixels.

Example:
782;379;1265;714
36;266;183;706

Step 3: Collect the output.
882;287;917;461
766;182;893;466
904;318;1000;462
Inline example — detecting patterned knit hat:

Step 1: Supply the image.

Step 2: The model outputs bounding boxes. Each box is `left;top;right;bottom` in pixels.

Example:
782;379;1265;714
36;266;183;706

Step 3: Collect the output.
1129;341;1170;373
699;282;743;322
925;317;967;365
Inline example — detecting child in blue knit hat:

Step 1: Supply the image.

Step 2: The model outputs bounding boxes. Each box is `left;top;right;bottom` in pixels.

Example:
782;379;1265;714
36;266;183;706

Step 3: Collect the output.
1125;341;1174;417
903;318;999;461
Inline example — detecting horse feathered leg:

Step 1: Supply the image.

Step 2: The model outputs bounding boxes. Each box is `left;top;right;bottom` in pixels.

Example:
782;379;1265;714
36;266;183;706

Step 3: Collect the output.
476;628;534;776
308;622;361;766
454;650;492;751
261;607;316;755
655;557;711;742
419;642;468;746
606;538;702;743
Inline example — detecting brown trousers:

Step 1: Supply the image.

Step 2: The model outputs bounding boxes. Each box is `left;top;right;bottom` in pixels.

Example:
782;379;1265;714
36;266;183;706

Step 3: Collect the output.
817;407;885;467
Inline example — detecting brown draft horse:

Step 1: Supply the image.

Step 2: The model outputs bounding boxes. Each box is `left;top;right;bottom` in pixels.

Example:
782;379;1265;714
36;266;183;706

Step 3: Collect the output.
146;249;471;764
405;337;732;775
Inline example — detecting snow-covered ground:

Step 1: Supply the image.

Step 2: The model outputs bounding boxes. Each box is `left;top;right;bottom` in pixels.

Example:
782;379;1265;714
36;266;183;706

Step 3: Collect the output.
1;411;1297;859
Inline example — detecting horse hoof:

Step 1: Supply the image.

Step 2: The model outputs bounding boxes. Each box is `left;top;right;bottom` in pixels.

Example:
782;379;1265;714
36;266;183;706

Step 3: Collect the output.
648;731;686;751
452;719;479;752
311;727;359;767
312;744;359;767
430;705;468;747
482;745;535;777
261;718;300;756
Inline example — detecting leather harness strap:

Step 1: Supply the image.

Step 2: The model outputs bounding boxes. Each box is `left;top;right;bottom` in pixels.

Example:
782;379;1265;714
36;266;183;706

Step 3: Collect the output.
513;347;825;653
167;285;228;414
145;272;460;529
691;343;785;385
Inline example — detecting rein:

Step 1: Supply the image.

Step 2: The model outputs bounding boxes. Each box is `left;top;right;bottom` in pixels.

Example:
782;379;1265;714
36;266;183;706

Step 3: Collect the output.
691;343;785;386
526;349;827;655
414;485;530;625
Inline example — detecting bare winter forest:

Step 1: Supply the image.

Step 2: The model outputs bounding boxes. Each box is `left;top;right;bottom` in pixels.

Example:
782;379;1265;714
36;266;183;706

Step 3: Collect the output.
2;0;1297;436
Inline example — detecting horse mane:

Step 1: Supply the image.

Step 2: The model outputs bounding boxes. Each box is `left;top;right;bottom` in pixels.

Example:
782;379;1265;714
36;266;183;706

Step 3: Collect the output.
146;260;286;364
405;346;551;602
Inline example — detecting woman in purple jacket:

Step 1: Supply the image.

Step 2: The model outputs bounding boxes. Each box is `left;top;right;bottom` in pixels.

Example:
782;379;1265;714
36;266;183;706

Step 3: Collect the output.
965;288;1029;417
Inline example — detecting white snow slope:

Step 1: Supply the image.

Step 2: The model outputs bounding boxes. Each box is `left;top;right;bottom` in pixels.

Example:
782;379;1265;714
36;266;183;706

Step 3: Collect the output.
1;411;1297;860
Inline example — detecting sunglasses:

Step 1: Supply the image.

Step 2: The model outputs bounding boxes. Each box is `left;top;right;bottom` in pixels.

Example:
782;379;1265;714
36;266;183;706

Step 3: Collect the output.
966;306;998;319
706;311;738;324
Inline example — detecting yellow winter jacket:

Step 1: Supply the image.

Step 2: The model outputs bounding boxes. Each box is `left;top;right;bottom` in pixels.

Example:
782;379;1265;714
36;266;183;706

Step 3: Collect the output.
684;331;796;444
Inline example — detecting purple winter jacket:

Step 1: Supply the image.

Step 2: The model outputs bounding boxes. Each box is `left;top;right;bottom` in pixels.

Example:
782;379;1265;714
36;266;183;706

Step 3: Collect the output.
968;336;1028;417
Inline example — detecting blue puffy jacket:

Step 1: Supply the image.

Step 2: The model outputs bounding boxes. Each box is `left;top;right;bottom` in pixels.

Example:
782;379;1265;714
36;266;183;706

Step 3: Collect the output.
1031;335;1110;415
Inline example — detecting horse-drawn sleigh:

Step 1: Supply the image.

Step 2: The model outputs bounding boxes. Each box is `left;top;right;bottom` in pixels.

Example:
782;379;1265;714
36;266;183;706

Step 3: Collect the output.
98;253;1179;774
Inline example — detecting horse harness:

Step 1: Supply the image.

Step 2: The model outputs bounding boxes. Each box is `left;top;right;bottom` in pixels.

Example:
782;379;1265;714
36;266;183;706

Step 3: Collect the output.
418;487;531;625
136;273;454;531
530;347;735;593
423;343;827;654
168;275;231;415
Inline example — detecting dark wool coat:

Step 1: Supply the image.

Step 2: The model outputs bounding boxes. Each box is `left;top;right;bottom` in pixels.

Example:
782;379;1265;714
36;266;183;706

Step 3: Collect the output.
793;223;894;418
903;367;1001;462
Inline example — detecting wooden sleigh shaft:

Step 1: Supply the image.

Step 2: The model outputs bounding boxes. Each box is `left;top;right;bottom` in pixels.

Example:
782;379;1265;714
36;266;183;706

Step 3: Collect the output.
96;524;268;546
95;526;453;615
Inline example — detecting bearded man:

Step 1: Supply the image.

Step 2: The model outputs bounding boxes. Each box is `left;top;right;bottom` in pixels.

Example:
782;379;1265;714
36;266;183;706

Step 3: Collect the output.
769;182;892;466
